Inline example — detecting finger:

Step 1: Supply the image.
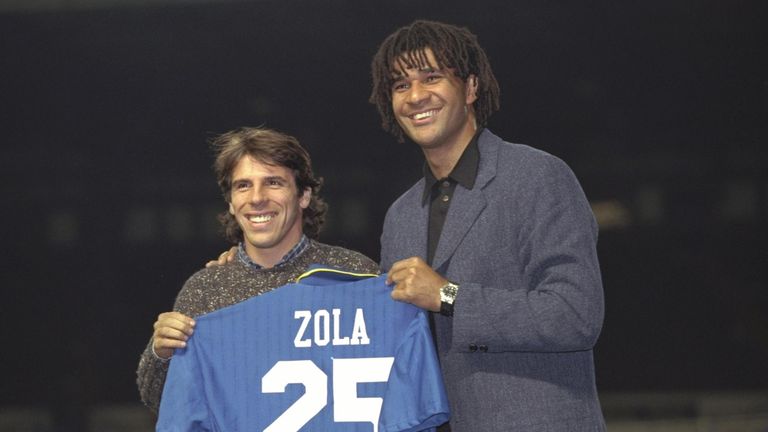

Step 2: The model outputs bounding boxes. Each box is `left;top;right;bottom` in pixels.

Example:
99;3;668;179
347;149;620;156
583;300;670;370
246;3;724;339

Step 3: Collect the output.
389;276;413;296
160;311;195;326
216;250;229;265
154;315;195;335
390;256;428;273
387;268;409;285
386;269;398;285
158;311;194;322
155;320;195;337
386;259;414;284
154;326;192;343
216;246;238;265
395;256;425;268
390;287;406;303
154;336;187;351
388;258;411;273
390;282;429;309
226;246;237;262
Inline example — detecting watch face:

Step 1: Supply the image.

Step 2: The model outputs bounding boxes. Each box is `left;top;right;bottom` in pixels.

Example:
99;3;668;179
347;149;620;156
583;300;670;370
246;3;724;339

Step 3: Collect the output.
439;283;457;317
440;282;458;304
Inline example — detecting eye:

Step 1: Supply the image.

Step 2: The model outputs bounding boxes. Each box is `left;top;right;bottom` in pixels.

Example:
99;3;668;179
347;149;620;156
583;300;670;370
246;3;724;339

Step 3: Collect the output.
233;181;250;191
392;81;408;92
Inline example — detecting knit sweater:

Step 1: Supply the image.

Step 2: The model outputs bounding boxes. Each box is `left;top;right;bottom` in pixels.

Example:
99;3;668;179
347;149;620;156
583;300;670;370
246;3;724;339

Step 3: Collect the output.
136;240;379;414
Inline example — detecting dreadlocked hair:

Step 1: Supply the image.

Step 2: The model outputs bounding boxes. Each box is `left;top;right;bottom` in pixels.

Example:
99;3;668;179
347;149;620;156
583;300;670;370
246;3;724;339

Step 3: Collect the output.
369;20;501;142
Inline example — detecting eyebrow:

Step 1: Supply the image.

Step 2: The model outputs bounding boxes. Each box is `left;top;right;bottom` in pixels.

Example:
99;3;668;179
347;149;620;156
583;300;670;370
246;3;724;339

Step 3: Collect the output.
264;175;288;183
231;174;287;184
390;65;439;80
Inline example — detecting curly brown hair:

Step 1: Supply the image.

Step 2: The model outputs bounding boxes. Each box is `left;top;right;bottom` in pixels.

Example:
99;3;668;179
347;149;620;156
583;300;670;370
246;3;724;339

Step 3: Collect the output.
369;20;501;142
211;127;327;243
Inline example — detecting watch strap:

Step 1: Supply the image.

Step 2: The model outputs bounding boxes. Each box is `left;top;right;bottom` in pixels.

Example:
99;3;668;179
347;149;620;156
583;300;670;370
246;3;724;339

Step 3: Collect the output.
439;281;459;317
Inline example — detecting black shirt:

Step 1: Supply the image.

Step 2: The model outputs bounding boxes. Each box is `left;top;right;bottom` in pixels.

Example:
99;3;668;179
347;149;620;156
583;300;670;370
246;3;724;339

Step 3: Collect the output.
422;128;482;266
422;128;481;432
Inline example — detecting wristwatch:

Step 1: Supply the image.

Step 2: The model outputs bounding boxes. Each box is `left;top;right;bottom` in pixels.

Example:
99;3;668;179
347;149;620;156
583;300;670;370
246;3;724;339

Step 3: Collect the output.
439;281;459;316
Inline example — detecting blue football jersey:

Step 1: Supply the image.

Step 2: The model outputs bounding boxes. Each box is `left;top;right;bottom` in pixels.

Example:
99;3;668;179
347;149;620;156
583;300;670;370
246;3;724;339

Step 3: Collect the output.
157;268;450;432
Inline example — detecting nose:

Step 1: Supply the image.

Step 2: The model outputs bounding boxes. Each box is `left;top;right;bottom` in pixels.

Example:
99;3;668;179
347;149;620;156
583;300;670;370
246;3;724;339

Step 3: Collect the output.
248;185;268;206
407;81;429;104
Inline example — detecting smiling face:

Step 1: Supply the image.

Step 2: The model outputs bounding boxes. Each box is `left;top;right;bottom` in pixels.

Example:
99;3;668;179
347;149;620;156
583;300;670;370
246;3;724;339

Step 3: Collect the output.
228;156;310;267
390;48;478;152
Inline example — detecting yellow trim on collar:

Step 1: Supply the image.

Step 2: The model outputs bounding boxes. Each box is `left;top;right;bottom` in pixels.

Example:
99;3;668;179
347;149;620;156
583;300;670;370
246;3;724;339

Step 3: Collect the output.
295;267;379;283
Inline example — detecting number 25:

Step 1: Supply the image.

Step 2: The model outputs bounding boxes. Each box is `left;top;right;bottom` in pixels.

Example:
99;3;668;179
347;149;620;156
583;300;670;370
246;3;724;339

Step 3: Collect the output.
262;357;395;432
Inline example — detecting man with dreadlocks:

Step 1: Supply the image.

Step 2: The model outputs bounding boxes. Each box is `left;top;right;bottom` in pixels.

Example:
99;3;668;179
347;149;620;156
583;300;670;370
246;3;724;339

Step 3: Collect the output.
206;19;605;432
371;20;606;431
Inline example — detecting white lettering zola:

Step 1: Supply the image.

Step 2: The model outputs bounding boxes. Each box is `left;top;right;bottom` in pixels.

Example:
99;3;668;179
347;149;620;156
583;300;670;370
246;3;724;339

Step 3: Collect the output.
294;308;370;348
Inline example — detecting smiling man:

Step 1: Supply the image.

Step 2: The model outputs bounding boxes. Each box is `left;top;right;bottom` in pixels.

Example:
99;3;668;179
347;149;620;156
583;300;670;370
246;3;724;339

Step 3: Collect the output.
369;20;606;431
136;127;379;414
225;142;310;267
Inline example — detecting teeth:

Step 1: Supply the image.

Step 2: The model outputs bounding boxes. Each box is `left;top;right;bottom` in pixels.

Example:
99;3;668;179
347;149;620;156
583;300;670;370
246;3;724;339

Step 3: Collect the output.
413;110;436;120
248;214;273;223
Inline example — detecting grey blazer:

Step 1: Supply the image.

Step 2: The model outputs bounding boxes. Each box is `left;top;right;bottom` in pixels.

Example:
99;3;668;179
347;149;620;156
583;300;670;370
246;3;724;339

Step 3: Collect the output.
380;129;606;431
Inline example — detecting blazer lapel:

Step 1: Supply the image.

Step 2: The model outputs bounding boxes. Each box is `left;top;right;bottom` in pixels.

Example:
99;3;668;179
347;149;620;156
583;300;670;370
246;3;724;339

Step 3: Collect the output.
431;187;486;272
431;130;500;272
401;184;430;261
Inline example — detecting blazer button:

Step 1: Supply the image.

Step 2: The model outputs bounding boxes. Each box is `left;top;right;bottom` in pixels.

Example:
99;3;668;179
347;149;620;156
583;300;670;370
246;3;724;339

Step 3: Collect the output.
468;343;478;352
479;345;488;352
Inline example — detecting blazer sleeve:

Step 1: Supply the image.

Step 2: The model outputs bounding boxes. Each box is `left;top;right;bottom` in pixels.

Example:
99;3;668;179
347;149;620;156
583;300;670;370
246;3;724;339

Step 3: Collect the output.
451;154;604;353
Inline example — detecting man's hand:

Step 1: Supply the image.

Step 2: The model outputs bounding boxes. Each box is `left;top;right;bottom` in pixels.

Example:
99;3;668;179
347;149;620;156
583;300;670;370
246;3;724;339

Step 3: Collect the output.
152;312;196;360
386;257;446;312
205;246;238;268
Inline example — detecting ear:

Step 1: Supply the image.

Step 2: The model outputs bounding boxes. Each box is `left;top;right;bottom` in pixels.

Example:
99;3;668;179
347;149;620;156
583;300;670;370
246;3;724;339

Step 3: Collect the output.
465;74;479;105
299;188;311;209
228;201;235;215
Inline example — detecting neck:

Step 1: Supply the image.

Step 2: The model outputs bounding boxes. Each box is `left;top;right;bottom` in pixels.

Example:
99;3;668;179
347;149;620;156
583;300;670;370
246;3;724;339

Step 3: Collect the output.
244;231;303;269
423;121;477;179
245;249;283;269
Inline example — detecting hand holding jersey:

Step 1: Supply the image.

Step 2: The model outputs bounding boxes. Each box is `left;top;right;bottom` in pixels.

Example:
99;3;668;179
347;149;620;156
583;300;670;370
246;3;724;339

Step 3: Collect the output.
157;269;450;432
386;257;446;313
151;311;196;360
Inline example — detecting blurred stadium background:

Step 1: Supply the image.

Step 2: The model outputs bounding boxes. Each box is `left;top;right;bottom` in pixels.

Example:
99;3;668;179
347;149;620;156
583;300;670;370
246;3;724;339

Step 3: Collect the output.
1;0;766;430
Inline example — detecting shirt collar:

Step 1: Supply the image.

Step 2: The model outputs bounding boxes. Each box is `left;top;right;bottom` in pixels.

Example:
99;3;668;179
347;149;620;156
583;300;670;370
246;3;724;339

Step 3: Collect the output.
422;127;483;204
237;234;310;270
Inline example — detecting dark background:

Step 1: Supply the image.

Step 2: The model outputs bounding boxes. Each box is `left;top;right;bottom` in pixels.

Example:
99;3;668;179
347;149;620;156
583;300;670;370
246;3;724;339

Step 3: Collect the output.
1;0;766;411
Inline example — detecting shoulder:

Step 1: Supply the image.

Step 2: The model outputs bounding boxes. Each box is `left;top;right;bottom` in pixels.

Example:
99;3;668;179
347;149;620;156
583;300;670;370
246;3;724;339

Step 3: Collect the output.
304;241;380;274
480;129;579;186
172;262;251;316
385;177;424;216
483;129;568;171
182;261;249;288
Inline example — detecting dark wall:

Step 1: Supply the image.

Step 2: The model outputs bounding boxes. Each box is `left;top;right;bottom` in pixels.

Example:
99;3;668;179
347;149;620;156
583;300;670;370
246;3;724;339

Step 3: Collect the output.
1;0;766;406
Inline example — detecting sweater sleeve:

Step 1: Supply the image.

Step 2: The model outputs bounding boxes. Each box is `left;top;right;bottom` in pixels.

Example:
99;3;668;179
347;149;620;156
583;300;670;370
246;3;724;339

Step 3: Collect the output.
136;340;171;415
136;271;209;414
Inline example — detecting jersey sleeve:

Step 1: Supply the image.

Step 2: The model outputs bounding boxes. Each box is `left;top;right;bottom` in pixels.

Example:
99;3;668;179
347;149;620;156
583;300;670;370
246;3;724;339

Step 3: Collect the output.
156;337;213;432
379;310;450;432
